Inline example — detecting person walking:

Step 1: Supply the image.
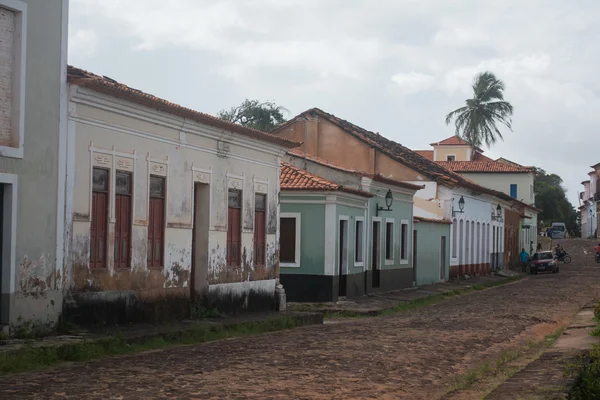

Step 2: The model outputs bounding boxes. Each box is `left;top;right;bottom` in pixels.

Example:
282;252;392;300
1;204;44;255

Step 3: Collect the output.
520;248;529;272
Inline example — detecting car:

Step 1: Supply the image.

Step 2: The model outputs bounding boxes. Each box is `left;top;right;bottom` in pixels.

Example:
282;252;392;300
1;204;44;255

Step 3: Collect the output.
529;251;559;274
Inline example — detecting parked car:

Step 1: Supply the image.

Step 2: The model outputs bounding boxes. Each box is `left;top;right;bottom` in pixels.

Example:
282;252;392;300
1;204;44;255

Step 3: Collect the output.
529;251;559;274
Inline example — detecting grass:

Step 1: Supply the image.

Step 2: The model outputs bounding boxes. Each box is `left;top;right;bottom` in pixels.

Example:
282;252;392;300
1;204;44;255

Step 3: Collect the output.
0;316;302;375
449;326;566;395
324;275;524;320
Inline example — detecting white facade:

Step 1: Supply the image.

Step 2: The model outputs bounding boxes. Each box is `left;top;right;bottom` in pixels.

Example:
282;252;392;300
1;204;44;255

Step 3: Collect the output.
461;172;535;205
65;82;292;321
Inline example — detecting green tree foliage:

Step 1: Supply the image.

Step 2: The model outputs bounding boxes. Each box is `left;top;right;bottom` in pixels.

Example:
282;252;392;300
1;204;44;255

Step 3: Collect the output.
445;71;513;154
218;99;288;132
533;167;580;237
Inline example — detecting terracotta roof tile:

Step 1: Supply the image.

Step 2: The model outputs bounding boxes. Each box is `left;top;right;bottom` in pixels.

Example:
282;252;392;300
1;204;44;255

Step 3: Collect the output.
280;162;373;197
274;108;541;213
430;136;471;146
413;216;452;225
437;160;534;173
67;66;299;149
414;150;433;160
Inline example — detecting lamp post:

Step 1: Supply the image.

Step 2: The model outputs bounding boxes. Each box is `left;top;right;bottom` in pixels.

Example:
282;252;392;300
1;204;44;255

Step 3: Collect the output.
491;204;503;222
452;195;465;217
376;189;394;217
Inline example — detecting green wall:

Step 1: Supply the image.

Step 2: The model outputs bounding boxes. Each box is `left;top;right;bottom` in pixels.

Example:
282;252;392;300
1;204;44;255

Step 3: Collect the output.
280;200;326;275
414;222;451;285
334;203;368;276
368;189;414;272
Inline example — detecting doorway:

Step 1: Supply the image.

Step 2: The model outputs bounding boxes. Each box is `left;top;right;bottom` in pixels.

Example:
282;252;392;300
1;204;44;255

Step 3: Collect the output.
0;179;14;327
191;183;210;300
338;219;348;297
372;221;380;288
440;236;447;281
412;229;418;285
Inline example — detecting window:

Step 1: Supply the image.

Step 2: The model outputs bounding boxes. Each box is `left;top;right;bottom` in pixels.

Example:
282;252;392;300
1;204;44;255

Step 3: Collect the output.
253;193;266;266
114;171;132;269
90;168;109;268
148;176;165;268
0;1;26;158
385;220;394;262
510;184;517;199
227;189;242;266
459;220;464;264
280;213;301;267
451;219;458;258
446;155;456;161
355;218;364;264
400;220;408;261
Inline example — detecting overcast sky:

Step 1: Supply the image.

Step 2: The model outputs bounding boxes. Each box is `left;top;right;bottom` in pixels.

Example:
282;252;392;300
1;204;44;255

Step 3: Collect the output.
68;0;600;208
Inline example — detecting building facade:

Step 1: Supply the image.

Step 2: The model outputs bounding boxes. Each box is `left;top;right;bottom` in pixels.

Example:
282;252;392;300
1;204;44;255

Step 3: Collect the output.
272;108;518;281
0;0;69;329
280;156;424;302
64;67;297;324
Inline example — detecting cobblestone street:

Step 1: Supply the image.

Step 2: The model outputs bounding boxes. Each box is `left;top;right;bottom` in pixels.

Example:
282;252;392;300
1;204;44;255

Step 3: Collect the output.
1;240;599;399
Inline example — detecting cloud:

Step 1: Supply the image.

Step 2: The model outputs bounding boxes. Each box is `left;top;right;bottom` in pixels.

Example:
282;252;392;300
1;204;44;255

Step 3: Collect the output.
68;28;99;59
68;0;600;207
391;72;435;95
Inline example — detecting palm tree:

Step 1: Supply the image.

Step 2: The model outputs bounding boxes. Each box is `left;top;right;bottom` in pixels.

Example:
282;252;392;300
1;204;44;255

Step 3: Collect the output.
445;71;513;155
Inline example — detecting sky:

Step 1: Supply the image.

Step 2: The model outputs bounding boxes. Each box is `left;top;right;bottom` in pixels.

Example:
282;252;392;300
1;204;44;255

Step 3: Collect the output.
68;0;600;208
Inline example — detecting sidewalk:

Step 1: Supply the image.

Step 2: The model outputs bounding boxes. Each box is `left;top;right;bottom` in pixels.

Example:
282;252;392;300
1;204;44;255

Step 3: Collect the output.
486;300;599;399
0;311;323;354
288;272;523;316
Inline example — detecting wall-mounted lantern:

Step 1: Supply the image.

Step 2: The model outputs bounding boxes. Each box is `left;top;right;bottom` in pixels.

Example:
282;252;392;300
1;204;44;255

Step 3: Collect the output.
376;189;394;216
491;204;503;222
452;195;465;217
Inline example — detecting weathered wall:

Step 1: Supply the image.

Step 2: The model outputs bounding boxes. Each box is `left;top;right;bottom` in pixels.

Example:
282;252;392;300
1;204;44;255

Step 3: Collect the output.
65;86;285;322
414;221;450;285
316;120;373;173
0;0;68;328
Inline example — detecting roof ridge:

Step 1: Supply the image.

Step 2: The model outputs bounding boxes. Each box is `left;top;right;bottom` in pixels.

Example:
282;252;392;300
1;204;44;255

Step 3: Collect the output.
67;65;300;149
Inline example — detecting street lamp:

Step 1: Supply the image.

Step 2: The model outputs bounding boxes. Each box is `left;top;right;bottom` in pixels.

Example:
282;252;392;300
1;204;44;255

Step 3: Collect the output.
492;204;503;222
452;196;465;217
376;189;394;216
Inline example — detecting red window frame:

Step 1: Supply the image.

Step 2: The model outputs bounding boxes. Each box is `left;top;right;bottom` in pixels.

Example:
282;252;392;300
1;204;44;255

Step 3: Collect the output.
227;189;242;266
114;171;132;269
90;168;109;269
148;175;165;269
253;193;266;266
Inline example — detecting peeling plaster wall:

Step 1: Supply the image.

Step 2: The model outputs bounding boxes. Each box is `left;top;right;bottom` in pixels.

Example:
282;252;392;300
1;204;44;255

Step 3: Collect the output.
0;0;68;327
64;87;286;322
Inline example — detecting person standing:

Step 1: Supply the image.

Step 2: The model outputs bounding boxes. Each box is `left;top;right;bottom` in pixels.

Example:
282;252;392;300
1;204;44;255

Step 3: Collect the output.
520;248;529;272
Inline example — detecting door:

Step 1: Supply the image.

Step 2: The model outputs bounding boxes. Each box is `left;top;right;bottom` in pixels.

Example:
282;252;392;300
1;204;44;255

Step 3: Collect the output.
114;171;132;270
91;168;109;269
338;219;348;297
191;183;210;298
227;190;242;266
148;176;165;268
412;229;418;284
440;236;447;281
372;221;380;288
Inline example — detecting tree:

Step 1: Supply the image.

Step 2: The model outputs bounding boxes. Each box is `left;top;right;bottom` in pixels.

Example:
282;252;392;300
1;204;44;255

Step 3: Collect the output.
445;71;514;155
533;167;580;237
218;99;288;132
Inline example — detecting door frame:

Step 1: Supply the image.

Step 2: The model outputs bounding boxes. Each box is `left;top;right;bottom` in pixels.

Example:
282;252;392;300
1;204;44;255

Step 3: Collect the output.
0;174;17;326
440;236;447;281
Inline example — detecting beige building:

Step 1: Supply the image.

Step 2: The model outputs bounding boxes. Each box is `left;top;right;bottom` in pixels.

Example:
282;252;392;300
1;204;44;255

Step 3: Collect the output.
0;0;69;330
64;67;297;324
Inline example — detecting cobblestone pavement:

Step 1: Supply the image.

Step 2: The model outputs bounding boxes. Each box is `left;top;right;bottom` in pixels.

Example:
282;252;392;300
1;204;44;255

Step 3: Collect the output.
1;239;599;400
